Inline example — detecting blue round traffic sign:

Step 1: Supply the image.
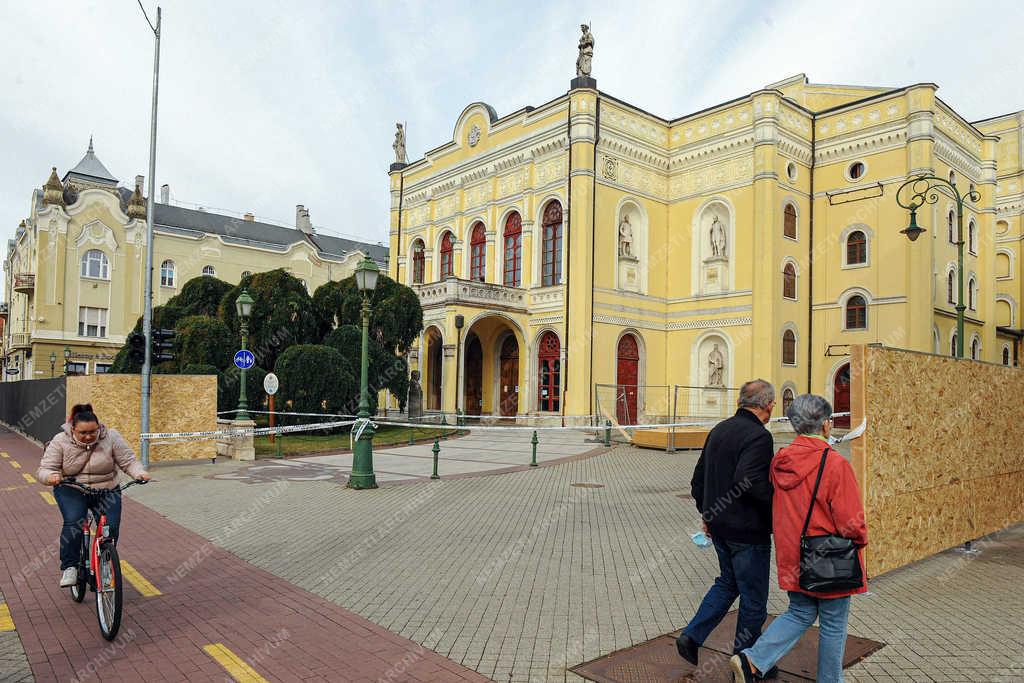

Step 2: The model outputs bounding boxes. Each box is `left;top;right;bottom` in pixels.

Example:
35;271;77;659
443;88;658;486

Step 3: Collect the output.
233;350;255;370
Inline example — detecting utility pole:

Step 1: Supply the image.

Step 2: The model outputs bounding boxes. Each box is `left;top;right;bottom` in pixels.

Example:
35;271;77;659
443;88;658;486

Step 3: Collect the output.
139;3;161;468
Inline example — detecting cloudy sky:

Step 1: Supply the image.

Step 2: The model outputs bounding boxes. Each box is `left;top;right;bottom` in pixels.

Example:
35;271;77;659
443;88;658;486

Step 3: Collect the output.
2;0;1022;248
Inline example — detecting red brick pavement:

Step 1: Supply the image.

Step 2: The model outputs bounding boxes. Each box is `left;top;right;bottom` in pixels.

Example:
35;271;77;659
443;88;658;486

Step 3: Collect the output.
0;431;490;683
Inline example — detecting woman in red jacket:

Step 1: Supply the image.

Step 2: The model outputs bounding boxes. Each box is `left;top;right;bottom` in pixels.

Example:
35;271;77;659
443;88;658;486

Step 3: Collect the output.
731;394;867;683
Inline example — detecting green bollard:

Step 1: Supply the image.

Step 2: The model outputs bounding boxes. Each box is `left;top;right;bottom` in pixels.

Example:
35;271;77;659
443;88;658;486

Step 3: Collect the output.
604;420;612;447
431;437;440;479
530;430;538;467
276;428;283;458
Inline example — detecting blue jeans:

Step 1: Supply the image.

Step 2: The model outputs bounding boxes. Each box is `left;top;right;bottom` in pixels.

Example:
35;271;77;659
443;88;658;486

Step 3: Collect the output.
681;538;771;653
53;486;122;570
743;591;851;683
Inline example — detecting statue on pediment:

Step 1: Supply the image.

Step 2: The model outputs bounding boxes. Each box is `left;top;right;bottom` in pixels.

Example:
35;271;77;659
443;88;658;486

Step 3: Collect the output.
576;24;594;78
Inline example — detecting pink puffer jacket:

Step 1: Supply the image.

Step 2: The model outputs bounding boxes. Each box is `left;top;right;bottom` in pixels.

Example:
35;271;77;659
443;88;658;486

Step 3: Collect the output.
37;422;145;490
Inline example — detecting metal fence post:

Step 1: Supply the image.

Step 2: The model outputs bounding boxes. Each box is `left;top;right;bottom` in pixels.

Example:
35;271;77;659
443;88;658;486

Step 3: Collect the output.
604;420;611;447
408;426;414;446
530;430;538;467
431;437;440;479
276;428;283;459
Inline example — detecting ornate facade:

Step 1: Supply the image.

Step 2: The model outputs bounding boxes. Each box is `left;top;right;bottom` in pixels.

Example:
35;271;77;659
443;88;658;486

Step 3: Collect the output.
389;71;1023;422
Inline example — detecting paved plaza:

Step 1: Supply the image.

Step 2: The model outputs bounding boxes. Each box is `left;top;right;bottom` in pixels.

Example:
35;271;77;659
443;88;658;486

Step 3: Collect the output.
0;428;1021;681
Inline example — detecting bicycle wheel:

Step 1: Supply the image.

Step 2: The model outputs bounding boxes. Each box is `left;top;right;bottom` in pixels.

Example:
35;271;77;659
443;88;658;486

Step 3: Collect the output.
95;542;123;641
70;535;89;603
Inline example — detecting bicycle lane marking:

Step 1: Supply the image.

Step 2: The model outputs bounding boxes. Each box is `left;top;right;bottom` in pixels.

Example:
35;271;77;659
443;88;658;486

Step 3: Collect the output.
203;643;269;683
0;603;14;631
119;561;162;597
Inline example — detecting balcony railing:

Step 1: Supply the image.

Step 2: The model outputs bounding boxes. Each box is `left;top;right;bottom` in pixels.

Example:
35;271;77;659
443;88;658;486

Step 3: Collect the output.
9;332;30;350
415;277;526;311
12;273;35;293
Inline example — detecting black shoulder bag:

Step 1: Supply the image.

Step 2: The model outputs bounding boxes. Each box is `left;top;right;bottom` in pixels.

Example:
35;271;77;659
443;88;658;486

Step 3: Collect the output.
798;447;863;593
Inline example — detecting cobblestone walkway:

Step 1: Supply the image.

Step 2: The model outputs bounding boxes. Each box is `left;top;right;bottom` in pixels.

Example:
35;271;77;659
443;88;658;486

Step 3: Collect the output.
132;444;1024;682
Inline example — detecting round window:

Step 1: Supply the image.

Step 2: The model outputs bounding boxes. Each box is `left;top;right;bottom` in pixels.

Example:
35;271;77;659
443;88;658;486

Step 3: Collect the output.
847;161;865;181
786;162;798;183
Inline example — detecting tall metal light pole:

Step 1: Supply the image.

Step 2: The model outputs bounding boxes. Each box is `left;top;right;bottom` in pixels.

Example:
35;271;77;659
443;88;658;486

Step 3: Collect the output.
139;3;162;469
348;256;380;489
896;174;980;358
234;289;254;421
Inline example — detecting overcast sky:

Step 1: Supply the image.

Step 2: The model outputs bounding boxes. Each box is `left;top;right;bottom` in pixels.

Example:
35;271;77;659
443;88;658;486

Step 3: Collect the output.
2;0;1022;249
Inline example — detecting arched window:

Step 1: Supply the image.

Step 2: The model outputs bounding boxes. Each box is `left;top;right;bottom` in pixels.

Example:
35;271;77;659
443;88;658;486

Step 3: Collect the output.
411;239;425;284
503;212;522;287
971;337;980;360
846;231;867;265
160;259;175;287
783;263;797;300
202;265;216;277
782;387;795;415
469;223;486;281
968;220;976;254
951;333;958;357
845;295;867;330
968;277;976;310
947;210;955;243
541;201;563;286
783;204;797;239
81;250;109;279
1003;347;1010;366
537;332;561;412
947;270;956;304
439;231;454;278
782;329;796;365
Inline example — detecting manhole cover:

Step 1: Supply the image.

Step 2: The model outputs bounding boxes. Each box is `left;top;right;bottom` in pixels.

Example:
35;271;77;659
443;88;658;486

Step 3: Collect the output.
571;483;605;489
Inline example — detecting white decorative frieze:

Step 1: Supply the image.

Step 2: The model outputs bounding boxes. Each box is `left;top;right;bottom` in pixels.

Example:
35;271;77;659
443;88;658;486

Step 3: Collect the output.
935;110;983;155
818;102;905;139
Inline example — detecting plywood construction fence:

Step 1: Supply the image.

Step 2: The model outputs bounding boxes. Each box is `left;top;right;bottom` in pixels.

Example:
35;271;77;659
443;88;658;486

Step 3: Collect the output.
65;374;217;461
850;344;1024;576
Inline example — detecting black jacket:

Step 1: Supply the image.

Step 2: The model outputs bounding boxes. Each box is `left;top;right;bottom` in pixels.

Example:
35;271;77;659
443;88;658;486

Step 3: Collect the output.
691;408;774;544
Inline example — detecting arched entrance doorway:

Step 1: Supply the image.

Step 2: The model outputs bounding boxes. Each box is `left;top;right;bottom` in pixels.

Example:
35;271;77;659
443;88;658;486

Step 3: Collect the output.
498;335;519;417
616;334;640;425
425;328;443;411
464;334;483;415
833;363;851;428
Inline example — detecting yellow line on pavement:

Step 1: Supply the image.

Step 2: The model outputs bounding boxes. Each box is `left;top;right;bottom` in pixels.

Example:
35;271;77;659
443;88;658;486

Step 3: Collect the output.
120;561;162;597
203;643;268;682
0;604;14;631
39;491;56;505
8;461;20;469
0;452;8;458
21;473;35;484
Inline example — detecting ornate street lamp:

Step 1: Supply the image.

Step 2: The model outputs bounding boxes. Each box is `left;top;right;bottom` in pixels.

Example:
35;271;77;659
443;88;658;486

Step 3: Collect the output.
234;288;255;420
49;351;56;378
348;256;380;489
896;175;980;358
63;346;72;375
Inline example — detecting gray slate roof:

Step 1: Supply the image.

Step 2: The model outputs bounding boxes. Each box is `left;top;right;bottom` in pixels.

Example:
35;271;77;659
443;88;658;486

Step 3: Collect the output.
63;138;118;186
153;203;388;263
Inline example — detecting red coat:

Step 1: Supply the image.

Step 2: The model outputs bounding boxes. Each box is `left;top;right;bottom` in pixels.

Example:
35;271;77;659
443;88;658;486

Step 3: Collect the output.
770;436;869;598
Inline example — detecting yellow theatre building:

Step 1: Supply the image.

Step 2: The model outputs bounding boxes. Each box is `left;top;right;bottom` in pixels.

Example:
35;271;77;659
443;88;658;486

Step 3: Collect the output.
388;51;1024;423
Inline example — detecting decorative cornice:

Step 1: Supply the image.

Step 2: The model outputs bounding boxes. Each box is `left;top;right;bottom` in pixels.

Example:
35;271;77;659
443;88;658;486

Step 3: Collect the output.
814;127;907;165
934;135;983;180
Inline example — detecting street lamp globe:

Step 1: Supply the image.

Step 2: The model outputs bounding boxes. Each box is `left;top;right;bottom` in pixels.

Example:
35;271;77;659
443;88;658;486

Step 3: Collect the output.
900;208;926;242
235;288;254;320
49;351;57;365
355;256;380;294
63;346;71;360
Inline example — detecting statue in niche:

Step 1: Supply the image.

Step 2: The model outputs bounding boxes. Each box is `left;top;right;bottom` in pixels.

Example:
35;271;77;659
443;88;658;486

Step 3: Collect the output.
618;214;634;257
576;24;594;77
709;215;727;258
707;343;725;387
407;370;423;418
392;123;407;164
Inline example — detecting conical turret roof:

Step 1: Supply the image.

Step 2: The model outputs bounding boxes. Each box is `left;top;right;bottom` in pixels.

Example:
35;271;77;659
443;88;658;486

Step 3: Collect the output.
63;136;118;186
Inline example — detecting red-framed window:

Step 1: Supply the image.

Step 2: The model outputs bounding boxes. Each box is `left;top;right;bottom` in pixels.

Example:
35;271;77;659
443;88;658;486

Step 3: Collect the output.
469;223;486;282
503;212;522;287
782;329;796;365
537;331;561;412
845;295;867;329
542;201;563;287
783;204;797;239
947;270;955;304
439;232;454;278
411;239;425;284
846;230;867;265
783;263;796;299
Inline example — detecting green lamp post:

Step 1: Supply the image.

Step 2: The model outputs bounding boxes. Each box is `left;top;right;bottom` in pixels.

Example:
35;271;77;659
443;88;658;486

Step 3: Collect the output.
63;346;71;375
348;256;380;489
896;174;980;358
234;288;255;420
49;351;56;377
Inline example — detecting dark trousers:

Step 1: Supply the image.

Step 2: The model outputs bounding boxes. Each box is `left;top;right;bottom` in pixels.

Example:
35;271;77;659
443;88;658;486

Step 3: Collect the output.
53;486;122;570
681;537;771;653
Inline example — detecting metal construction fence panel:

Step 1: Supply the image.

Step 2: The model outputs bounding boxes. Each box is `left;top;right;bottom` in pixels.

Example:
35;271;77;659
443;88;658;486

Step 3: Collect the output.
594;383;739;428
0;377;68;443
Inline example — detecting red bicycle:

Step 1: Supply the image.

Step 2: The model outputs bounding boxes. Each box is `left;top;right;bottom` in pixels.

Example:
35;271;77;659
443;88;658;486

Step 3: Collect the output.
58;477;148;640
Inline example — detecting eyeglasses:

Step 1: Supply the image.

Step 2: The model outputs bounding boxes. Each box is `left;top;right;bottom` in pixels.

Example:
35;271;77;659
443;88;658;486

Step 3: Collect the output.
75;429;99;438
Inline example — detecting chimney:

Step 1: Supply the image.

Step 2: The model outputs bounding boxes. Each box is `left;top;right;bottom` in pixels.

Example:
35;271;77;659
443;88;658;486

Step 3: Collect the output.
135;174;144;190
243;212;254;222
295;204;314;234
160;184;169;203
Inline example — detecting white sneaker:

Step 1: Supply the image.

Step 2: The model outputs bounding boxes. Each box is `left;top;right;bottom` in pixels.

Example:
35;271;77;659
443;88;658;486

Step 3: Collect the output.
60;567;78;587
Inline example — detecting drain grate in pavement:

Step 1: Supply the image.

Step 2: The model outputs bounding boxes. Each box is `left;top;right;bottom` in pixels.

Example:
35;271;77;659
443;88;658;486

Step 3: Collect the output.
571;483;605;488
570;611;885;682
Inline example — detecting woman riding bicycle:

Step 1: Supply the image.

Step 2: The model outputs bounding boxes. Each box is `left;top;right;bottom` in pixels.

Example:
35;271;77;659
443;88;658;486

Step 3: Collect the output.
36;403;149;588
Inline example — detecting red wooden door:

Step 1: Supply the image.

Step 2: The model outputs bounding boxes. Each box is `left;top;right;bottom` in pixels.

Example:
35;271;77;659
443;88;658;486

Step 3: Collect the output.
499;336;519;417
464;336;482;415
616;334;639;425
833;364;851;428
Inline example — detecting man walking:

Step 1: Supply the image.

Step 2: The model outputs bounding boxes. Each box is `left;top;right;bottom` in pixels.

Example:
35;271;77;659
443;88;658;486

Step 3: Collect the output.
677;379;776;670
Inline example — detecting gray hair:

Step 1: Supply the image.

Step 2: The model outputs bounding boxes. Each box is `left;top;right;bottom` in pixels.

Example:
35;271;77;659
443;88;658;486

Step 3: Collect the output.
787;394;833;435
737;379;775;410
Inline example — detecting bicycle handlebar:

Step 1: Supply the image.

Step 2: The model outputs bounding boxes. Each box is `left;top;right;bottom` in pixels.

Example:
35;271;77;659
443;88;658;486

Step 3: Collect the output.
58;477;150;495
